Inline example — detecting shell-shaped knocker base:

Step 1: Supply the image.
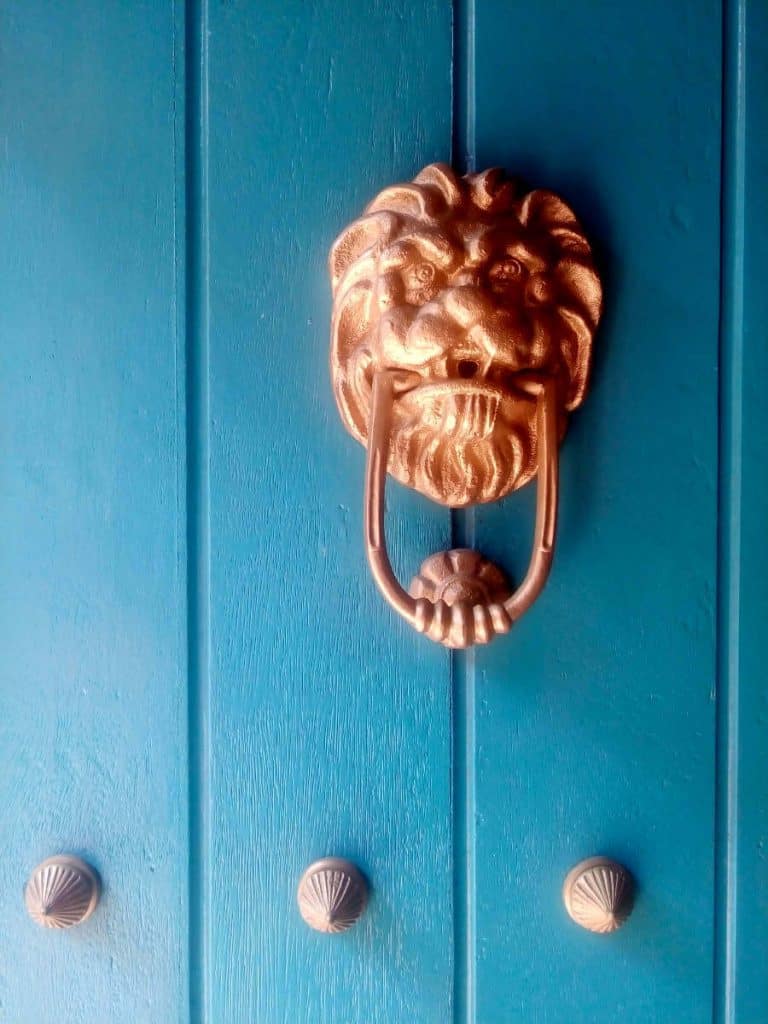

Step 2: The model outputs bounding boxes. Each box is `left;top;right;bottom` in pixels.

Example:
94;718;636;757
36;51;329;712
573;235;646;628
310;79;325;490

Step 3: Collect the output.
25;855;101;929
297;858;368;934
563;856;635;934
410;549;512;606
409;549;514;648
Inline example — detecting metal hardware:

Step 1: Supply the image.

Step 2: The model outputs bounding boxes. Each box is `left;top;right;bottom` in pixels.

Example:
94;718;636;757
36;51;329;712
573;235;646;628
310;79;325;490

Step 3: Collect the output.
329;163;602;647
562;856;634;934
297;857;368;934
24;855;101;929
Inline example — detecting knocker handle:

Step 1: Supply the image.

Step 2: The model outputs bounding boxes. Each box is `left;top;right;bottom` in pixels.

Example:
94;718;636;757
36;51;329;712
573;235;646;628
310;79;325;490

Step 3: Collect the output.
364;370;559;648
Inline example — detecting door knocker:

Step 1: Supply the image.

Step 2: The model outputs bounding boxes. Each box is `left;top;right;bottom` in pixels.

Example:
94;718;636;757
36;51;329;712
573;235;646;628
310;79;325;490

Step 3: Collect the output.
329;163;602;648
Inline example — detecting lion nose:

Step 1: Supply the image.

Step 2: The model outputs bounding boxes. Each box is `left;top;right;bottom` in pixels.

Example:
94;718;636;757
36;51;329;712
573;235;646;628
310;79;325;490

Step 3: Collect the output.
452;270;483;289
443;285;492;327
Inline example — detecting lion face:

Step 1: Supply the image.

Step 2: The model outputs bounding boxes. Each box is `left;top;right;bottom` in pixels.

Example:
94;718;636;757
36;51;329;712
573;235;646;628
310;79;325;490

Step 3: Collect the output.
329;163;602;507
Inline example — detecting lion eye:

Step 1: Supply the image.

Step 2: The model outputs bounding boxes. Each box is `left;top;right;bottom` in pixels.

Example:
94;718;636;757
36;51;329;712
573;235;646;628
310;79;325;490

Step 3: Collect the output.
403;261;440;303
489;257;523;283
411;261;435;285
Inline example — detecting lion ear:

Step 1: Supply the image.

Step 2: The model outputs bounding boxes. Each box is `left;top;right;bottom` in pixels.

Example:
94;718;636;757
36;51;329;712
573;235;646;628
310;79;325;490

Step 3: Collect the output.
364;165;462;221
556;258;602;330
366;184;435;220
519;188;602;328
518;189;593;257
518;190;603;410
412;163;463;208
329;212;396;295
557;302;597;410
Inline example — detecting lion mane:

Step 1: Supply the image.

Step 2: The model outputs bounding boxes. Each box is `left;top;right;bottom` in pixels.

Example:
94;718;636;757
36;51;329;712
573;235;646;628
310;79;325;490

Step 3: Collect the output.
329;163;602;507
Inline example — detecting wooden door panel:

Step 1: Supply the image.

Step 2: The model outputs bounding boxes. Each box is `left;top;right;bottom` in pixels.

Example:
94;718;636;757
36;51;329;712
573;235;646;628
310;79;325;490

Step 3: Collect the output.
201;3;454;1020
4;3;767;1023
469;3;721;1021
0;3;187;1021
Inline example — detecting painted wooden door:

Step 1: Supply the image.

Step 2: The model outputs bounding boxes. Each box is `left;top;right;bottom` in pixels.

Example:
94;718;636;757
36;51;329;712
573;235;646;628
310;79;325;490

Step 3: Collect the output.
2;2;766;1023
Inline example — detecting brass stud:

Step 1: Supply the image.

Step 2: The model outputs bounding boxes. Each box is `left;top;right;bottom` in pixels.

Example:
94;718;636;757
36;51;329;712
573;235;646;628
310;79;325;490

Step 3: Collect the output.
297;858;368;934
563;856;634;934
25;855;101;929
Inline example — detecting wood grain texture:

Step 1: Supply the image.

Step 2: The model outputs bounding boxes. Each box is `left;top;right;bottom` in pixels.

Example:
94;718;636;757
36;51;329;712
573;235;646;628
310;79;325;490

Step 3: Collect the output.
6;3;764;1022
0;3;188;1022
468;3;721;1021
201;3;453;1021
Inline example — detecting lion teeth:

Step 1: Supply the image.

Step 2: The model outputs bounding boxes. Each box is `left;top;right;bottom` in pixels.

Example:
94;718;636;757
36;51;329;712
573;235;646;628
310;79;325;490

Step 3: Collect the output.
435;392;498;440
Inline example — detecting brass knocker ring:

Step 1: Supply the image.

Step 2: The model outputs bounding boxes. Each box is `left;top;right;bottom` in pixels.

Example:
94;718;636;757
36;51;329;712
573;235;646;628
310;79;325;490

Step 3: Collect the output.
365;370;558;647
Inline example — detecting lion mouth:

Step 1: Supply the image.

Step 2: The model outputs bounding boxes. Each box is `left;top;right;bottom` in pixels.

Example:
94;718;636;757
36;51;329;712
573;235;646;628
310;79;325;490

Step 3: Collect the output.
400;379;505;440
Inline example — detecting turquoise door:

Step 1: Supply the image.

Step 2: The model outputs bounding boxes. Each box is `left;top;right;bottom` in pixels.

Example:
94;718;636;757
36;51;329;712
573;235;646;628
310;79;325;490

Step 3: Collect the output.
2;2;766;1022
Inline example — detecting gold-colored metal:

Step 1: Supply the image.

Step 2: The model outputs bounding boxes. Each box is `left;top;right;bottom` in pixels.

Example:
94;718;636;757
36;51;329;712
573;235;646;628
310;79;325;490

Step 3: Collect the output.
365;371;558;647
329;164;602;646
563;856;635;934
410;549;512;608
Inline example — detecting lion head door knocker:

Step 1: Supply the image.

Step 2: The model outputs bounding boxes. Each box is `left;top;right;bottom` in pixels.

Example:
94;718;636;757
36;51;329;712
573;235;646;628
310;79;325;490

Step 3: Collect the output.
329;163;602;648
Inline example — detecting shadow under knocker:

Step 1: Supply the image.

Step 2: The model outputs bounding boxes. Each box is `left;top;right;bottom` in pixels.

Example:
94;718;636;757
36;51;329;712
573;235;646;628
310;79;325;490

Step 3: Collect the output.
329;163;603;648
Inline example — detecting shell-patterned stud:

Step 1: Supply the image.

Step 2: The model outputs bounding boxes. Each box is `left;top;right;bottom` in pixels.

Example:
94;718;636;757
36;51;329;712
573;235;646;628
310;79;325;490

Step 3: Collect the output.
25;855;101;929
297;857;368;934
409;549;514;648
562;856;635;934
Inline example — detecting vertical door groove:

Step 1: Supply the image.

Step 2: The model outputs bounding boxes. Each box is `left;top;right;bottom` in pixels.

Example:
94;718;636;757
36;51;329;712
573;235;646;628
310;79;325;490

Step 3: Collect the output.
714;1;746;1019
451;3;477;1022
715;1;768;1021
183;0;212;1020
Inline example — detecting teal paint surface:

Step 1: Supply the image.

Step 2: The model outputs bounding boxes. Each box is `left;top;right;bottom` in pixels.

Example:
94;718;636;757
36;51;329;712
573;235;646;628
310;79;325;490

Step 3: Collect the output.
0;3;188;1021
466;4;723;1021
2;2;766;1022
201;3;453;1021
